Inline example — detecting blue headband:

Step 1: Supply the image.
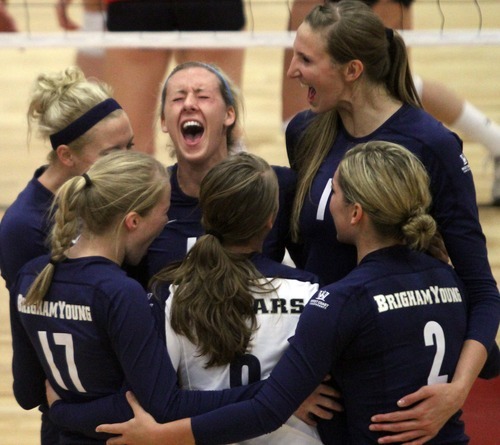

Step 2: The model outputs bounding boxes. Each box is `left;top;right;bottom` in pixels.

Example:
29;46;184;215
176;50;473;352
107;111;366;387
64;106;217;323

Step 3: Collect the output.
199;63;234;106
49;98;122;149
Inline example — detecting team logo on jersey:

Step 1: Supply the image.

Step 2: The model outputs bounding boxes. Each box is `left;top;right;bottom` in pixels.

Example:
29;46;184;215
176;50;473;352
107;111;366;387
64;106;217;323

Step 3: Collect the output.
309;290;330;310
460;154;471;174
317;290;329;301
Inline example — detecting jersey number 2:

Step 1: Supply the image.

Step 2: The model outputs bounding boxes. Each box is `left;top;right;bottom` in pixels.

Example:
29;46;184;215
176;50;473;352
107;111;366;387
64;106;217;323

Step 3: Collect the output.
424;321;449;385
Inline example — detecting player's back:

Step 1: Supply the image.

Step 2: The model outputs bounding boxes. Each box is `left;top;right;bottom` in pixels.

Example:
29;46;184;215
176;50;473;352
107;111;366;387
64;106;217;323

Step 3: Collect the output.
165;254;322;445
13;255;148;401
321;245;469;444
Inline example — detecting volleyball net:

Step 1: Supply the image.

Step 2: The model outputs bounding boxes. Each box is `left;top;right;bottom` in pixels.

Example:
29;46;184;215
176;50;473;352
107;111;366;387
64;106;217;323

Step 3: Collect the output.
1;0;500;49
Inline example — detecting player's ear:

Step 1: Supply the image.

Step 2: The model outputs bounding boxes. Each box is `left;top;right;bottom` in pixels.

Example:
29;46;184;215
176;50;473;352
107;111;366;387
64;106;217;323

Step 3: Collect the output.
343;59;364;82
56;145;75;167
161;115;169;133
224;106;236;128
123;212;141;232
351;203;363;225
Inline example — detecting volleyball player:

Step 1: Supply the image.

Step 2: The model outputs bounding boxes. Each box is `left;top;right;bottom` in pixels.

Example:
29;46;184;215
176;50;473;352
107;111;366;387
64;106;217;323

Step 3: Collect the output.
283;1;499;441
12;151;311;444
0;66;134;293
19;151;336;438
282;0;500;205
56;0;107;80
132;61;299;287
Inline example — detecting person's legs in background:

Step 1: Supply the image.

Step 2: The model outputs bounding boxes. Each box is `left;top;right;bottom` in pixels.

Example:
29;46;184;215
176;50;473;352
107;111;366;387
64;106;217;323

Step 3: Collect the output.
104;48;171;155
75;0;106;80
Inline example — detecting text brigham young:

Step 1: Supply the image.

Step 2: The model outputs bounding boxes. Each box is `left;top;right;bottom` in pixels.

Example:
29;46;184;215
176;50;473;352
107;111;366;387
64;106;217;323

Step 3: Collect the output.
373;286;462;313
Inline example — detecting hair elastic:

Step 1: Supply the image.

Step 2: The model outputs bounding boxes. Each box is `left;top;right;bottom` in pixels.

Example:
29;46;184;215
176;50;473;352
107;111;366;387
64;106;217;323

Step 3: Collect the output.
385;27;394;43
206;229;224;243
82;172;92;187
49;98;122;149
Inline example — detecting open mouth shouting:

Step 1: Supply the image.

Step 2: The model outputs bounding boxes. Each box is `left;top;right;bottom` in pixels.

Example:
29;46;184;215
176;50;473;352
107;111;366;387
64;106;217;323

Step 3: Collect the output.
307;86;316;104
182;120;205;145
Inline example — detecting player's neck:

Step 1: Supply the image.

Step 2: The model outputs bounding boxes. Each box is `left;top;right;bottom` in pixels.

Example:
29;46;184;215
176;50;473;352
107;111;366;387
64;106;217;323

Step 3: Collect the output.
38;162;74;194
339;88;402;138
66;233;122;265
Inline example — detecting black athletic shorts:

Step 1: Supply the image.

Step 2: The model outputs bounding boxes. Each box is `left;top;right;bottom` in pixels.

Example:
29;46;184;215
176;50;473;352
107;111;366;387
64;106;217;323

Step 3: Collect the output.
361;0;414;7
329;0;414;6
107;0;245;32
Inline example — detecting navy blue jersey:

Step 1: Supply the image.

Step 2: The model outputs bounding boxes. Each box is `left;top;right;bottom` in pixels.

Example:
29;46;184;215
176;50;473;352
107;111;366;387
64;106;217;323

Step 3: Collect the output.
11;255;262;444
0;166;53;291
286;105;500;351
135;163;298;286
189;246;469;445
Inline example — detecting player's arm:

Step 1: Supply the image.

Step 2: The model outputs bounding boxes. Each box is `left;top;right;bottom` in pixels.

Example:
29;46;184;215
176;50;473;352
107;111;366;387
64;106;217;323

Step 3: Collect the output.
98;290;345;444
369;339;488;445
10;295;47;409
97;392;194;445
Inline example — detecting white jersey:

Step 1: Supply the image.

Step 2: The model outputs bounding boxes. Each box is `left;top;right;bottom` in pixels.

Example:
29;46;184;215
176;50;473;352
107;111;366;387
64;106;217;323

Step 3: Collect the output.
165;255;322;445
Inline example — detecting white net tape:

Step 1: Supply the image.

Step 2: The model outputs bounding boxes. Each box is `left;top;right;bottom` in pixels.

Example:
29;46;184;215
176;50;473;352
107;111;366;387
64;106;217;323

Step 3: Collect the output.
1;28;500;49
1;0;500;49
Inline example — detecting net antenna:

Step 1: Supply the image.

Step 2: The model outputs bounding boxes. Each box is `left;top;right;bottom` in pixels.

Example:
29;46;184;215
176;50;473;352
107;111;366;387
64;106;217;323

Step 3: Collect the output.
473;0;483;35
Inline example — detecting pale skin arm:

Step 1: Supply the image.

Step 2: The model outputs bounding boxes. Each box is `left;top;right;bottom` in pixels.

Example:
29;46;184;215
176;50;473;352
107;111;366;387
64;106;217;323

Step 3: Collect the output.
47;384;195;445
294;380;342;426
369;339;488;445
